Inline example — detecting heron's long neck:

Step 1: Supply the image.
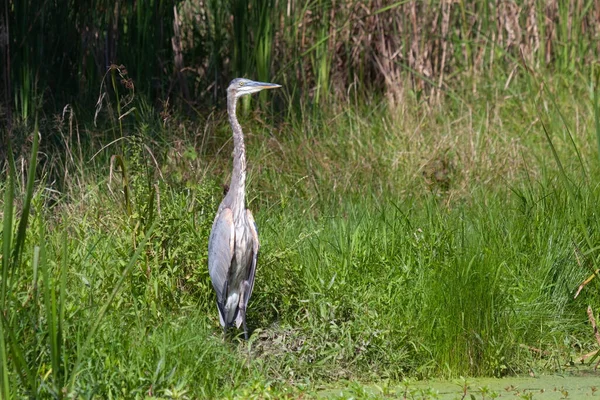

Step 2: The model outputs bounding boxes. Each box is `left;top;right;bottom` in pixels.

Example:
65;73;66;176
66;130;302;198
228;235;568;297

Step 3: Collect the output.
227;94;246;213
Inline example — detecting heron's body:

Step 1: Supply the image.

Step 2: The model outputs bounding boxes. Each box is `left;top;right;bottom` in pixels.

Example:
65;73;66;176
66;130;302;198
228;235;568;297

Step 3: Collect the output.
208;78;280;339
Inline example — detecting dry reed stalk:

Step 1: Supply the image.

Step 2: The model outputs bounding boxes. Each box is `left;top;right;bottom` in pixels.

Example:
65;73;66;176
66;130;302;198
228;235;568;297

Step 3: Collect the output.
585;306;600;370
544;1;557;65
435;0;450;103
371;0;403;108
172;5;191;107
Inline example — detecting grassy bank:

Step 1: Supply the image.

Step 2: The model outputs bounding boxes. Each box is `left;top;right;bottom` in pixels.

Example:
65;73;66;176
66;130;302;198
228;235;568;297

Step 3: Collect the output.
2;67;600;398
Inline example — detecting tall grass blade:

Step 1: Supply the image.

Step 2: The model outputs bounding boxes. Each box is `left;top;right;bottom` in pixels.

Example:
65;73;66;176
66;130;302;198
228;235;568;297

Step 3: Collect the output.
0;137;14;395
543;86;587;180
1;161;13;309
539;118;593;251
59;229;68;385
253;0;275;105
1;312;35;394
40;222;62;394
12;123;39;273
593;68;600;164
0;314;11;400
111;155;132;217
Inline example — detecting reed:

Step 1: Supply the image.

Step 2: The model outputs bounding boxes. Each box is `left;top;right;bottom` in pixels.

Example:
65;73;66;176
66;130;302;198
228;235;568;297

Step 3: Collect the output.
4;0;600;128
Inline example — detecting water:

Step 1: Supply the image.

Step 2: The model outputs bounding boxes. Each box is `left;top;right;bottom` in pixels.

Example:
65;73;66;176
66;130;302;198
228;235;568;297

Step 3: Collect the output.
322;369;600;399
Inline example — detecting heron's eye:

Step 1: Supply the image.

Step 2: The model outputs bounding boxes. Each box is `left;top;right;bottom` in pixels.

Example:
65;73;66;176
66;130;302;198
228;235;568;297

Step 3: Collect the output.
239;82;245;87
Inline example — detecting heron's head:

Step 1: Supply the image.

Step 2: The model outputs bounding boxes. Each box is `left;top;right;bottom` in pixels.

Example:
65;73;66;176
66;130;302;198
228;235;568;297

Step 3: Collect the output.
227;78;281;98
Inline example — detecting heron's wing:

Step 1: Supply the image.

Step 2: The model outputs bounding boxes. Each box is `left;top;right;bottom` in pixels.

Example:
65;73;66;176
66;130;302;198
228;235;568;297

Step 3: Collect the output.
234;209;260;329
208;207;235;326
245;208;260;302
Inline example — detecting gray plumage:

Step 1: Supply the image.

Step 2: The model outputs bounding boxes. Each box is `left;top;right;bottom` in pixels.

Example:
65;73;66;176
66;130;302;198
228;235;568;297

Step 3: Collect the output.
208;78;281;339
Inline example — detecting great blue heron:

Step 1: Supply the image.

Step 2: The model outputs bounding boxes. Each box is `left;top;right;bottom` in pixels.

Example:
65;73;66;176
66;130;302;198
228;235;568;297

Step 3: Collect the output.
208;78;281;339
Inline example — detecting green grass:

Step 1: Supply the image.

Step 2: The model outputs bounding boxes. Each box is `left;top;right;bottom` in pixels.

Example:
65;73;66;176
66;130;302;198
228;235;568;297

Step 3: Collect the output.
2;70;600;398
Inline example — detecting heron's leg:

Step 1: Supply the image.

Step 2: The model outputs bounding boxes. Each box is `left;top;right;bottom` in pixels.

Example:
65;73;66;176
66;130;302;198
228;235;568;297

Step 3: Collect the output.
240;281;251;340
219;299;228;340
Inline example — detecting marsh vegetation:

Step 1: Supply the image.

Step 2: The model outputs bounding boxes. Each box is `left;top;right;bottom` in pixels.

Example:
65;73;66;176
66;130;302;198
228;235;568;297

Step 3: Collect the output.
2;0;600;398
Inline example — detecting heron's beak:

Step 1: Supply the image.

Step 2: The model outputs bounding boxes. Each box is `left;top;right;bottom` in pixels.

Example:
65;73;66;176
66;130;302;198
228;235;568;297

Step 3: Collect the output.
247;81;281;90
236;80;281;97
